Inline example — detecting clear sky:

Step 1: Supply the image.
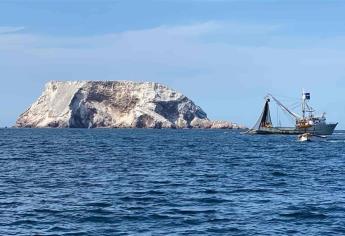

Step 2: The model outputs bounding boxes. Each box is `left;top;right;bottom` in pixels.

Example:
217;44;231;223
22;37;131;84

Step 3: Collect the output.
1;0;345;128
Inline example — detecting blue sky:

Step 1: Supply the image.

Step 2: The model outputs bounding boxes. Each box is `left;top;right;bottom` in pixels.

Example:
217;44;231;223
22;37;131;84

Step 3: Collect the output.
1;0;345;128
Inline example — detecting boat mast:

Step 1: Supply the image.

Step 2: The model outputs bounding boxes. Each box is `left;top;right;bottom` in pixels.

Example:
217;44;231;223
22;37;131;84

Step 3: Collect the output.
302;90;305;119
302;90;311;119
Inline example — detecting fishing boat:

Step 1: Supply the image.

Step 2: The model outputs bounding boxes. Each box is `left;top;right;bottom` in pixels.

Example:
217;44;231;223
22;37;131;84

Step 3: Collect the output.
247;92;338;135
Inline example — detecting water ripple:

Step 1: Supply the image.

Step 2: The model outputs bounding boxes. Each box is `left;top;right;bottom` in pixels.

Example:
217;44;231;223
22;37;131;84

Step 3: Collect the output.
0;129;344;235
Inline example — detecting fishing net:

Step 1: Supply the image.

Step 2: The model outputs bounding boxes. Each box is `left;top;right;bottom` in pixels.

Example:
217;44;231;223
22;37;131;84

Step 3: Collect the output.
252;99;272;130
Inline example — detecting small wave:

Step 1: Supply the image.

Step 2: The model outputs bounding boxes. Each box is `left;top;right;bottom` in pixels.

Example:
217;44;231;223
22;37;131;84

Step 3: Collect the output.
233;188;271;193
279;211;327;220
8;219;40;226
128;190;165;195
84;202;112;208
333;227;345;234
60;231;89;236
208;218;231;223
125;206;145;211
87;208;114;215
149;180;171;184
272;171;288;177
207;226;241;233
149;213;172;220
46;225;70;232
119;196;157;202
328;140;345;143
0;201;23;207
185;144;197;148
204;189;218;194
168;208;217;215
79;215;114;223
121;215;147;221
195;197;228;204
285;229;299;234
34;208;62;214
271;181;288;187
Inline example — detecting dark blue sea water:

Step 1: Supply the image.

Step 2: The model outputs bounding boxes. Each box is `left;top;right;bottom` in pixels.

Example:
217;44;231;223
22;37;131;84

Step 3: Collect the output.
1;129;345;235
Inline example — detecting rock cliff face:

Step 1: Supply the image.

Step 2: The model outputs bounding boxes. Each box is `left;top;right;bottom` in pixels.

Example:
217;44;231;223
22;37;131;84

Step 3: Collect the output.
16;81;211;128
16;81;245;129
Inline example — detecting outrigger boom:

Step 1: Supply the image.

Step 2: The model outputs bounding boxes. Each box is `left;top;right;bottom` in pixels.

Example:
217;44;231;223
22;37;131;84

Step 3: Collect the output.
267;94;300;120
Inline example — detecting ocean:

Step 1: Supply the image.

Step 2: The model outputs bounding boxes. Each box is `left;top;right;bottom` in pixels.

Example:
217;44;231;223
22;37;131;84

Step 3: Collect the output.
1;129;345;235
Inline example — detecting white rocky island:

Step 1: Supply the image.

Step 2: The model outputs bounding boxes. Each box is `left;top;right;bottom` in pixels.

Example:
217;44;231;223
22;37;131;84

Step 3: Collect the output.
16;81;243;129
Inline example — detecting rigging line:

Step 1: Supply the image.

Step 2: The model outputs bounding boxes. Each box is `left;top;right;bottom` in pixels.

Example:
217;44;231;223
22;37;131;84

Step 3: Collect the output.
273;94;300;100
290;104;301;111
277;103;282;127
275;101;296;125
274;97;300;104
276;103;278;127
267;94;301;119
280;108;296;125
289;101;300;107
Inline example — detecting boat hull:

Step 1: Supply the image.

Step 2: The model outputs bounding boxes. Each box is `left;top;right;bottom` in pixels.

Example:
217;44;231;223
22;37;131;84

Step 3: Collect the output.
249;123;338;135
